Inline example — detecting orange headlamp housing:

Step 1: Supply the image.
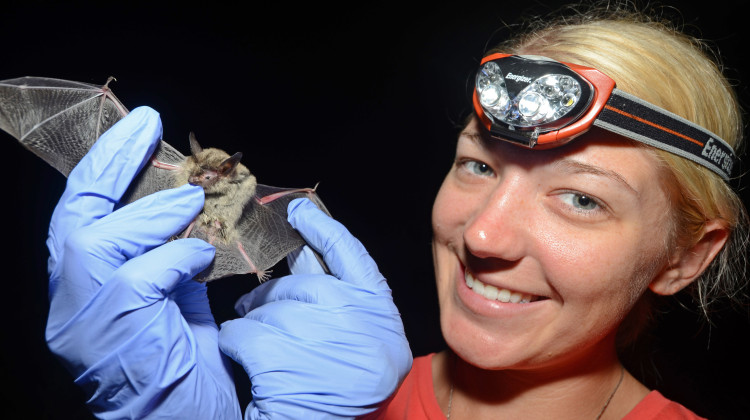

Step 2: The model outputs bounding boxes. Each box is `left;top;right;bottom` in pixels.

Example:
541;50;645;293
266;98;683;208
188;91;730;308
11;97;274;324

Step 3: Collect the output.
473;54;736;180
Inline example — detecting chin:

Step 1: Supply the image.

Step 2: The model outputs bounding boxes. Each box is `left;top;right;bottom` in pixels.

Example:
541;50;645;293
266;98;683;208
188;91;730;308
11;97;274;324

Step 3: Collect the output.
440;308;527;370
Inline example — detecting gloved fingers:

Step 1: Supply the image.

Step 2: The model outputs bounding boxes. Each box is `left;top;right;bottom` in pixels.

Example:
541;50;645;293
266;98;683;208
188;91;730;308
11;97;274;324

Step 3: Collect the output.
74;309;240;420
242;289;402;342
253;302;404;348
218;317;260;377
47;237;216;366
58;184;204;288
287;198;388;291
219;315;348;381
233;273;357;316
226;300;348;347
47;186;207;325
219;316;404;418
48;106;162;264
168;273;216;326
287;245;327;276
110;237;215;303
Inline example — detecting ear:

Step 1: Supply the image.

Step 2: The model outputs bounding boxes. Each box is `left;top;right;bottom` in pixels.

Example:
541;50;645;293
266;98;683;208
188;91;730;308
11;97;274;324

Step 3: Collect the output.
219;152;243;174
649;219;730;296
189;132;203;155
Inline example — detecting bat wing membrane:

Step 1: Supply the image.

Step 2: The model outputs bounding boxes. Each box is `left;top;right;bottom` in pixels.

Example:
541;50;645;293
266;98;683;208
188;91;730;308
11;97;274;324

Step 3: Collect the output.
194;184;329;281
0;77;127;176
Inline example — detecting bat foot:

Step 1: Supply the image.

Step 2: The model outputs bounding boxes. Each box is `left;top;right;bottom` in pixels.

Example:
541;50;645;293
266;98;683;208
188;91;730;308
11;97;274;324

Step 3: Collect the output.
256;269;271;283
235;240;269;283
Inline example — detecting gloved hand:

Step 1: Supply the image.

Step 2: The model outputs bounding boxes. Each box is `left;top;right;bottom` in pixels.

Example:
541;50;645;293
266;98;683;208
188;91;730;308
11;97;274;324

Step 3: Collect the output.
220;198;412;420
45;107;241;419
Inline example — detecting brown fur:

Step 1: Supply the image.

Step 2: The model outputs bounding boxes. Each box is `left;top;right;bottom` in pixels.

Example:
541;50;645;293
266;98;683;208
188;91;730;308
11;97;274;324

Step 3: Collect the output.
174;137;257;243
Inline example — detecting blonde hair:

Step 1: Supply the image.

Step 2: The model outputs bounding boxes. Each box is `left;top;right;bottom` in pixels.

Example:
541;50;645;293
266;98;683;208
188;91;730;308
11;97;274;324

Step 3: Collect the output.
488;2;748;322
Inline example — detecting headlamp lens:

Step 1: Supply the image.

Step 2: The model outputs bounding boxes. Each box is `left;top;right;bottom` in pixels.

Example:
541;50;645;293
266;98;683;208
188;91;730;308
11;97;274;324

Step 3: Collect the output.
476;60;586;131
477;62;510;110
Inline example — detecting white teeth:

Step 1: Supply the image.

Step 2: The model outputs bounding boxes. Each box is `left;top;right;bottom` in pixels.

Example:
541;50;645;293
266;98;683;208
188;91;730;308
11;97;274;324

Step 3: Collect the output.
473;280;485;295
465;270;536;304
484;285;499;300
497;288;511;302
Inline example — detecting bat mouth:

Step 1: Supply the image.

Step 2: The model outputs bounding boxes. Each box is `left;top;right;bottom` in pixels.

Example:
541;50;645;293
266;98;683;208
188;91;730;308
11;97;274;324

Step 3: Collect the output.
189;169;219;187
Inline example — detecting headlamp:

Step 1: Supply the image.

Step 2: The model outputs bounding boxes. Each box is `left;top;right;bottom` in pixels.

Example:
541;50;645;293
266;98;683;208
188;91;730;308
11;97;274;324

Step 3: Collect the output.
473;53;737;180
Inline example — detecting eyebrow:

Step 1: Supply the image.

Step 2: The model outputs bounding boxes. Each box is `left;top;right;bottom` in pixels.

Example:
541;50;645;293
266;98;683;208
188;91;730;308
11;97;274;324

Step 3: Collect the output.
552;159;639;196
460;130;639;196
460;130;484;144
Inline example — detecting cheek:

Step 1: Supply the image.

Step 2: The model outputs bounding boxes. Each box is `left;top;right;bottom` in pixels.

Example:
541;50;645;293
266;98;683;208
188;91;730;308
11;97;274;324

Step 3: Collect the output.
431;180;470;295
431;179;465;250
540;221;665;316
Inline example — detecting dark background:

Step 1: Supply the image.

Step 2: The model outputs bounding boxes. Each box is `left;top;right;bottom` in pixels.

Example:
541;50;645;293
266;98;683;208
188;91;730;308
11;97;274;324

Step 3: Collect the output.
2;1;749;418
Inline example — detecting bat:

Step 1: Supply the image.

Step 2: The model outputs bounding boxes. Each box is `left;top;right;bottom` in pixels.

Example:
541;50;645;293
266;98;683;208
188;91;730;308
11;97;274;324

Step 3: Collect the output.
0;76;328;282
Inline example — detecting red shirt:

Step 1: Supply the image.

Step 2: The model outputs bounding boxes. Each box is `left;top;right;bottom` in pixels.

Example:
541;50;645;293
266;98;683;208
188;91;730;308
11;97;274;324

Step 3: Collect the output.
370;354;707;419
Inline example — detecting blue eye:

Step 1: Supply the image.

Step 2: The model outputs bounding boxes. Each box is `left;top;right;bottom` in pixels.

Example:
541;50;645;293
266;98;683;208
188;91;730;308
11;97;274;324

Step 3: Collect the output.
560;192;600;211
465;160;494;176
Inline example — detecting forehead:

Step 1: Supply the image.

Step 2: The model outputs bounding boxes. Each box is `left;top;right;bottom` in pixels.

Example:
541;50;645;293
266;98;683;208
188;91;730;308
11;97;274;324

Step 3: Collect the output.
459;119;669;204
460;117;667;189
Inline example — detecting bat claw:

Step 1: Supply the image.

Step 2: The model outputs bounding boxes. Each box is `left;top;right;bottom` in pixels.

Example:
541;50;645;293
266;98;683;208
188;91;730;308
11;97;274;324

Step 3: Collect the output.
235;240;270;283
256;269;272;283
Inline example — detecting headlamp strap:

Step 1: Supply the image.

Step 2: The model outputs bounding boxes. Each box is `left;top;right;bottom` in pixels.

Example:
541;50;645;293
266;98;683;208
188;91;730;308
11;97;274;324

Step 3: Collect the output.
594;89;736;180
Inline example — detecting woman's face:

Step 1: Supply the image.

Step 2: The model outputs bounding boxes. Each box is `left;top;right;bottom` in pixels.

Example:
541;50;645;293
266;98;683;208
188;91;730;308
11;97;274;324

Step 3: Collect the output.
432;117;674;371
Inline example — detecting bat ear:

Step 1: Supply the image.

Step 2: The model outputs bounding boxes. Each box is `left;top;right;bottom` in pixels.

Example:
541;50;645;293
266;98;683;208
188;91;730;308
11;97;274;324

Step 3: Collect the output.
219;152;243;174
189;132;203;155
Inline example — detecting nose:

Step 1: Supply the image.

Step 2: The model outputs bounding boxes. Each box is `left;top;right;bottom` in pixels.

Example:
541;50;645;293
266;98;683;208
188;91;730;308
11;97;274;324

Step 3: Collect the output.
463;174;531;262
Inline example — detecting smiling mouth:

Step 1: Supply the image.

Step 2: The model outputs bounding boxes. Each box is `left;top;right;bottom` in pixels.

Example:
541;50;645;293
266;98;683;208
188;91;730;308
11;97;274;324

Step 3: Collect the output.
464;270;545;303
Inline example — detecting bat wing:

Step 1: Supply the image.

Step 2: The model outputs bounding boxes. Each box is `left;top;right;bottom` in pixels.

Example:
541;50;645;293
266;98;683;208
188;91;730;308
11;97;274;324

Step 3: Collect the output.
0;77;129;176
0;77;186;202
193;185;330;281
1;76;327;282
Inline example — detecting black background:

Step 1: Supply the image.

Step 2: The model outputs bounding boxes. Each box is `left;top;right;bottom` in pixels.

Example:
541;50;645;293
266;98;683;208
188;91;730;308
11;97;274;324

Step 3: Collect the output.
2;1;749;419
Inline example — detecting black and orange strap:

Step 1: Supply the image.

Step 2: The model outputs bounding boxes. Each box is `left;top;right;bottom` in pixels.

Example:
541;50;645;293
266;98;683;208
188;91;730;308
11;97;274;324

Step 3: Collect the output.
595;89;735;180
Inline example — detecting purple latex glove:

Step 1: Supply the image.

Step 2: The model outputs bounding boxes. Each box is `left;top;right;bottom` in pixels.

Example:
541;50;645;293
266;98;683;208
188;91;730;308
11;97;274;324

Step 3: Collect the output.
45;106;241;419
220;198;412;420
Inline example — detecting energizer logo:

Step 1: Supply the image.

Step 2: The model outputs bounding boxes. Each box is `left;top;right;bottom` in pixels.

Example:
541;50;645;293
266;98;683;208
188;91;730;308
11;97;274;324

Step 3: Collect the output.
701;138;733;175
505;73;533;83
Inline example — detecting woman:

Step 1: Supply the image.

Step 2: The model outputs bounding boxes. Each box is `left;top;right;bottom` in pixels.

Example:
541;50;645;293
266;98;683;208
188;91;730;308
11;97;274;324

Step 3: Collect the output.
375;5;747;420
37;3;746;420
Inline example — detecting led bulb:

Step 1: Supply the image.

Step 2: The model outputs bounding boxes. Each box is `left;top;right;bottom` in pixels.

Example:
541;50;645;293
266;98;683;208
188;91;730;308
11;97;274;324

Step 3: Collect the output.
506;74;583;127
561;92;577;107
477;62;512;120
476;59;587;132
518;92;543;117
540;78;562;99
480;85;500;106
